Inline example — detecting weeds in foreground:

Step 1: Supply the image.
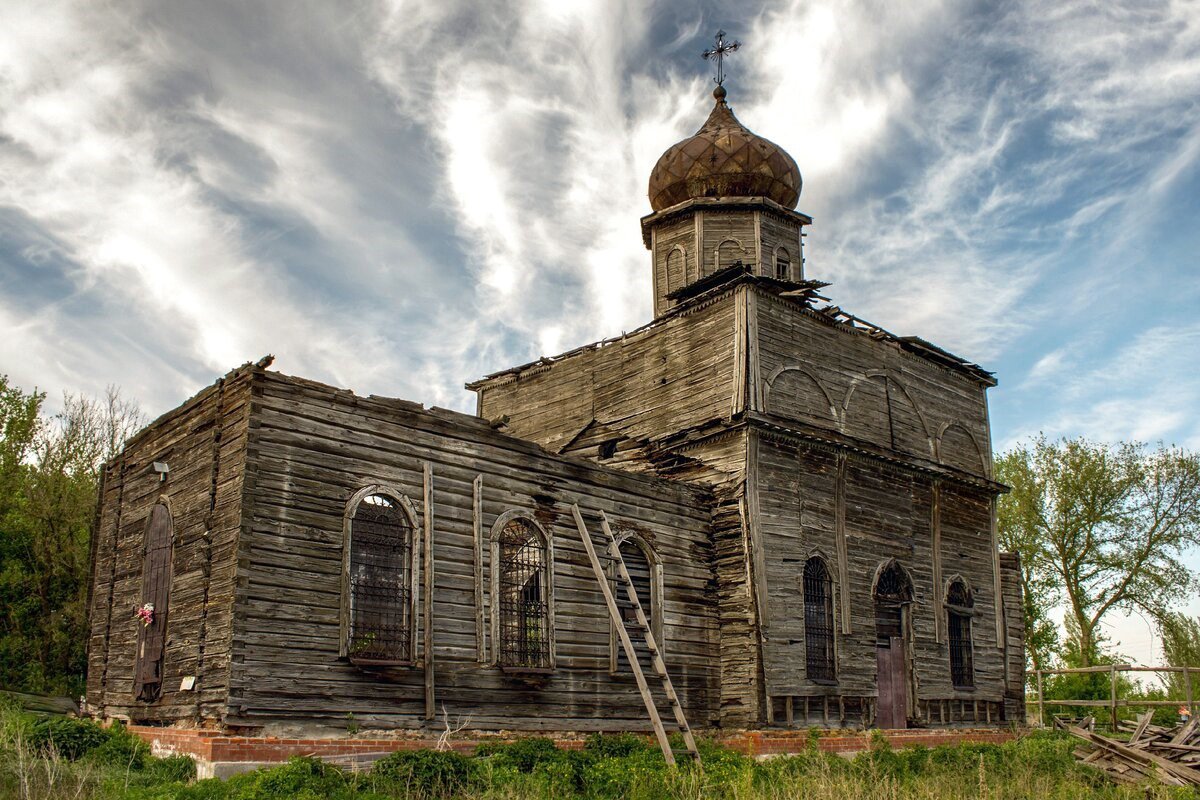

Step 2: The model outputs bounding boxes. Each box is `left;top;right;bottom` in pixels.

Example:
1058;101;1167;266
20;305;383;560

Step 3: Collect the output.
1;701;1196;799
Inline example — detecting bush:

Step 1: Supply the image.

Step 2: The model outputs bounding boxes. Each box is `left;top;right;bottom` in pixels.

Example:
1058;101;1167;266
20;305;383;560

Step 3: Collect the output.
371;749;474;798
583;732;652;758
474;736;562;773
27;715;109;760
86;720;150;769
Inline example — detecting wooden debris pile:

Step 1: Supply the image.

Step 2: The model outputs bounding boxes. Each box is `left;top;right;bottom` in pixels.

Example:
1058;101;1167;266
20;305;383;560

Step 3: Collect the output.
1061;713;1200;786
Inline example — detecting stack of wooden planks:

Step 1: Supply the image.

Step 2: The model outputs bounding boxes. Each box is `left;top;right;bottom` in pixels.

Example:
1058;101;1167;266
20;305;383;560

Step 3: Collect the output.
1063;713;1200;786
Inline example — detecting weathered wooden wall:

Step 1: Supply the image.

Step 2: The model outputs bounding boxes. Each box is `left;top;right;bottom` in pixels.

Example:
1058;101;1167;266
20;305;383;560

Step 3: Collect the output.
224;369;719;733
474;289;739;459
86;366;253;723
754;287;992;478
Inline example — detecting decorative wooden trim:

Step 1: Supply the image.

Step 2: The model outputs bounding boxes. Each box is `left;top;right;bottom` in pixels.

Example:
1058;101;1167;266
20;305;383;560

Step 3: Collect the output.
753;210;763;273
339;483;421;661
931;480;944;644
835;453;851;635
423;463;435;720
747;289;761;412
762;365;838;421
731;285;747;416
991;496;1005;649
472;475;485;663
746;431;772;644
693;210;704;281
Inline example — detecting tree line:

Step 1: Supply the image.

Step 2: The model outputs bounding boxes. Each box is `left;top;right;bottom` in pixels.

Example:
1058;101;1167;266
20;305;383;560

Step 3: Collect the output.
0;376;141;697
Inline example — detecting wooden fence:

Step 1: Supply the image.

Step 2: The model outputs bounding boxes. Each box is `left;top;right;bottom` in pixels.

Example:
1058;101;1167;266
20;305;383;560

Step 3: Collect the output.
1033;665;1198;730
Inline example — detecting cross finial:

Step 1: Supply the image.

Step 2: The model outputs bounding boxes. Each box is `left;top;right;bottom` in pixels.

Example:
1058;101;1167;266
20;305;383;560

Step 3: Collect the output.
702;30;741;88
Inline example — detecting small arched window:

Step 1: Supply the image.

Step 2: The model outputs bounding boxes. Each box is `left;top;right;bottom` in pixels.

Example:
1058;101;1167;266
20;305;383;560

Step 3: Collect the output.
775;248;791;281
344;491;418;666
947;579;974;688
665;247;685;294
135;498;174;702
493;516;553;671
803;557;836;682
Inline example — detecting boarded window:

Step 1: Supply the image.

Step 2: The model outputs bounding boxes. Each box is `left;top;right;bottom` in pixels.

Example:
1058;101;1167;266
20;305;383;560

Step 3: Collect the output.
134;500;174;702
803;557;836;682
348;495;414;665
496;518;551;670
947;580;974;688
612;537;656;672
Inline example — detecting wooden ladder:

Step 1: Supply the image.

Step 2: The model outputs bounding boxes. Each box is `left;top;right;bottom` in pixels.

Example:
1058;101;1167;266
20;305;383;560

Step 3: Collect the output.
570;504;701;766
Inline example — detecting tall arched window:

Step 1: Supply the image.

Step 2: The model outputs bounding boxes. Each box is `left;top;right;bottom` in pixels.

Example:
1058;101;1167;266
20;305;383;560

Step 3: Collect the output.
947;579;974;688
343;490;418;666
803;557;836;681
135;498;174;702
665;247;685;294
493;516;553;670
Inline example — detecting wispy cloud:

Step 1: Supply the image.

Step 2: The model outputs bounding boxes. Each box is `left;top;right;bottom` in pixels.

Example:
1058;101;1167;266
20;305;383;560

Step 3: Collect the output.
0;0;1197;462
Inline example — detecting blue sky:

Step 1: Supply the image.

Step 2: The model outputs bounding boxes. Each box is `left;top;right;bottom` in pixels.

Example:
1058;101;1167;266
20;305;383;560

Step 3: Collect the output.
2;0;1198;660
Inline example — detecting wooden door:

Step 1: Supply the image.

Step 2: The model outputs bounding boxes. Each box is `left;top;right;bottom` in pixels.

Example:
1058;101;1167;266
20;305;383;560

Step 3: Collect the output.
876;636;907;729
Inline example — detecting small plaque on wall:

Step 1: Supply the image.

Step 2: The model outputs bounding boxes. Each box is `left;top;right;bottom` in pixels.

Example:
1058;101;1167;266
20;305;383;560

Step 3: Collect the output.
179;676;196;691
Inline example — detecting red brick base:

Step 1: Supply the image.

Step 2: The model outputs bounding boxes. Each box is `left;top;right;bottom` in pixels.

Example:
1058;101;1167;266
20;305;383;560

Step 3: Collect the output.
131;725;1019;768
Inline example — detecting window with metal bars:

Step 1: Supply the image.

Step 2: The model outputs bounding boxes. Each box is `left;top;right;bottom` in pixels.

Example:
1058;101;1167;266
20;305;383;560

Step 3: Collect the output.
612;536;656;672
947;579;974;688
348;494;414;665
803;557;836;682
496;518;552;670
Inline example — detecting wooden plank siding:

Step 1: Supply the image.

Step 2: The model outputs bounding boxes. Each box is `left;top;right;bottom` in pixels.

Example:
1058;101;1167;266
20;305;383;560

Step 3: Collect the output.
86;365;253;724
223;369;719;732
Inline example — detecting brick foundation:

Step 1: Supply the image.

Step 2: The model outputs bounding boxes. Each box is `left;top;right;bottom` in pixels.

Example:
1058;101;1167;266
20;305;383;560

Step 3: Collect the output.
131;725;1020;777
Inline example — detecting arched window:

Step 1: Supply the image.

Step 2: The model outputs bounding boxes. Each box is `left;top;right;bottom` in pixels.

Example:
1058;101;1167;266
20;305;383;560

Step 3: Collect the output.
947;579;974;688
609;532;663;672
343;490;418;666
715;238;745;272
665;247;685;294
493;516;553;670
135;498;174;702
803;557;836;682
775;247;791;280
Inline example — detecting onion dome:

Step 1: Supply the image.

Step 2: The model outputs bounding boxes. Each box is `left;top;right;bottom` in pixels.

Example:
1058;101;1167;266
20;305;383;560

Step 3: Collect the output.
648;86;802;211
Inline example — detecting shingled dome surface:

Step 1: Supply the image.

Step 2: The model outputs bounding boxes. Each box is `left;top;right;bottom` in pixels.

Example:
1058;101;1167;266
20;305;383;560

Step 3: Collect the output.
648;87;802;212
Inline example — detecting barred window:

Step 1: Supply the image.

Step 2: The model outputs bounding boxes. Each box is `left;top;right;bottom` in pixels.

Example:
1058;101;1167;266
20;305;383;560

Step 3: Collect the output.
803;557;836;682
495;517;552;670
347;493;415;666
947;579;974;688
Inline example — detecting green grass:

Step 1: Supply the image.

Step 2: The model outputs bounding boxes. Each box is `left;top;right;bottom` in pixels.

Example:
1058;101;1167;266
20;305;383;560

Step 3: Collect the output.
1;703;1195;799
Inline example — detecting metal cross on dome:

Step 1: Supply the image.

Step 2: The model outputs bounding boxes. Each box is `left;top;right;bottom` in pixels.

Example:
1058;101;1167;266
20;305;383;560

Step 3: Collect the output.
702;30;741;87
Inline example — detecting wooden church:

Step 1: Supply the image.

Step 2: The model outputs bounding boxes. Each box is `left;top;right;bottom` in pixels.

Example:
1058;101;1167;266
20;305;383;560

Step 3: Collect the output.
86;78;1025;740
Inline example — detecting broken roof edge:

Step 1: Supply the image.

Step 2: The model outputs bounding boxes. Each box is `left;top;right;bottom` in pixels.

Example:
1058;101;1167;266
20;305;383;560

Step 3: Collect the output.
468;267;995;390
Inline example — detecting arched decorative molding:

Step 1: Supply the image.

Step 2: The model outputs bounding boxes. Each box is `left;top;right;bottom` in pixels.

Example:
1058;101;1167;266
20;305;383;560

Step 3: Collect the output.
608;526;665;672
714;237;747;271
765;365;839;426
489;511;556;670
340;483;422;662
871;558;916;603
936;422;987;476
943;574;973;601
664;245;686;295
841;372;934;456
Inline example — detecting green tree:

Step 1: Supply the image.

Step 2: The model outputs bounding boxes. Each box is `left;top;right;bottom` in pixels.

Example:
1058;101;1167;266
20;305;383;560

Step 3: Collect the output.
1158;612;1200;699
996;436;1200;668
0;378;142;696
